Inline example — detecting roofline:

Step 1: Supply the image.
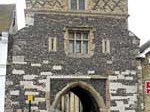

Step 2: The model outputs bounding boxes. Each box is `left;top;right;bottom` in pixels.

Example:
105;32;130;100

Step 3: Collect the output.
140;40;150;53
0;4;16;32
138;47;150;58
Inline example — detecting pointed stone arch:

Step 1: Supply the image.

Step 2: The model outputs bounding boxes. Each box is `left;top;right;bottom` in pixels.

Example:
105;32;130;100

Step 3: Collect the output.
51;81;107;112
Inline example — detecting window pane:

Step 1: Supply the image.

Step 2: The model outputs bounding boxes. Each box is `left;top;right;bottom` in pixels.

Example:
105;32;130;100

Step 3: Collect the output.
76;32;81;40
79;0;85;10
51;38;54;50
76;41;81;53
71;0;77;10
69;32;74;40
83;33;88;39
83;41;88;54
69;40;74;53
106;40;110;53
104;40;107;53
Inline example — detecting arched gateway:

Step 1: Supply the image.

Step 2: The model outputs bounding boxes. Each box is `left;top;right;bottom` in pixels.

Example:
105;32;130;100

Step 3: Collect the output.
52;81;106;112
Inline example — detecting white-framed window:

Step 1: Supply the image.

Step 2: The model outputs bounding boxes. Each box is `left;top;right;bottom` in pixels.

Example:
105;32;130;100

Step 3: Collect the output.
70;0;85;10
102;39;110;54
68;30;89;54
48;37;57;52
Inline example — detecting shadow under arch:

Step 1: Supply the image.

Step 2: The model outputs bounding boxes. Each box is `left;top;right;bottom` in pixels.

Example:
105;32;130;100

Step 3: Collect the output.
51;81;106;112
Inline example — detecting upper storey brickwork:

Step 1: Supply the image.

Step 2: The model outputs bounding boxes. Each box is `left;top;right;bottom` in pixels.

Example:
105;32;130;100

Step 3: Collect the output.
26;0;128;15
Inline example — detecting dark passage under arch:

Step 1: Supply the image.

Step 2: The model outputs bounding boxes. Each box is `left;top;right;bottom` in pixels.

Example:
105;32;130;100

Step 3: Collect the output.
69;86;99;112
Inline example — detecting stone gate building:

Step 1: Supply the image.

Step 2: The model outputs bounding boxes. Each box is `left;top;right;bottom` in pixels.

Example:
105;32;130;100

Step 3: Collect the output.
5;0;140;112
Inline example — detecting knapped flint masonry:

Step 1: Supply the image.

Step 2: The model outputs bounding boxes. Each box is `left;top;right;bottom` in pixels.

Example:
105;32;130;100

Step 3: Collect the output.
5;0;141;112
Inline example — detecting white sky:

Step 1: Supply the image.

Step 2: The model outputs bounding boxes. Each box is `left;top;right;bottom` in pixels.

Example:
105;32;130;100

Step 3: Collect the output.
0;0;150;45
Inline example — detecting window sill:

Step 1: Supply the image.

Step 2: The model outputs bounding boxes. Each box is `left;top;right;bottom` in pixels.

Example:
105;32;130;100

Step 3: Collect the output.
66;53;92;58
